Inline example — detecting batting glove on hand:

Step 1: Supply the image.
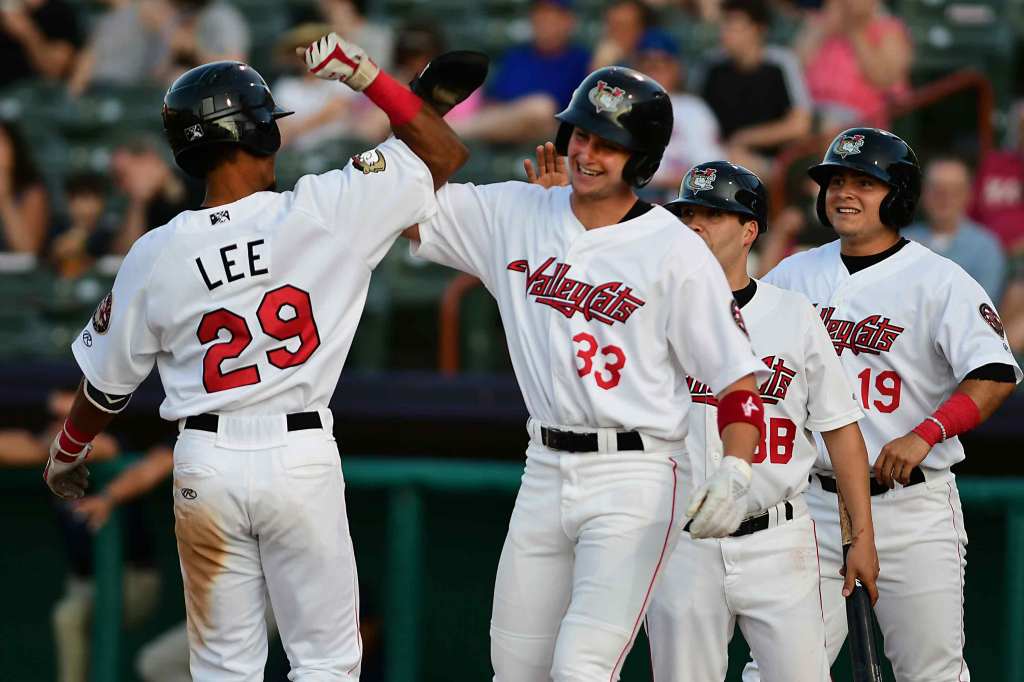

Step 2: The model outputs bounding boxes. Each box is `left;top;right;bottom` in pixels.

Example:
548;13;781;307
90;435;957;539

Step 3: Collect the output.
686;455;752;538
43;435;91;501
301;32;380;91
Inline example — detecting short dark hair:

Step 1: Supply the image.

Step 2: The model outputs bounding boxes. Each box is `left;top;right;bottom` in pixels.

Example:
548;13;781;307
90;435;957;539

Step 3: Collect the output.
722;0;772;28
65;171;107;197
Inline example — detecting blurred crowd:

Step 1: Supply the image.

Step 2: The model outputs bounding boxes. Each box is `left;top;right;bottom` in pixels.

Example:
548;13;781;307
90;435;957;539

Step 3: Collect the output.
1;0;1024;358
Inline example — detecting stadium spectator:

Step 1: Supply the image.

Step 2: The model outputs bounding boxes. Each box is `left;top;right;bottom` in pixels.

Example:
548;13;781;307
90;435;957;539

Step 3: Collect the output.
636;32;724;196
797;0;911;128
48;172;113;279
158;0;251;80
67;0;169;96
970;100;1024;252
452;0;590;144
0;120;49;256
0;0;83;88
0;386;161;682
590;0;656;69
691;0;811;178
904;157;1007;302
108;135;202;254
317;0;394;72
273;23;366;149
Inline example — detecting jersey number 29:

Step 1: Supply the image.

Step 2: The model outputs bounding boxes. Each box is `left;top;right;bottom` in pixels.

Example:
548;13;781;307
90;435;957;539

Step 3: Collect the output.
197;285;321;393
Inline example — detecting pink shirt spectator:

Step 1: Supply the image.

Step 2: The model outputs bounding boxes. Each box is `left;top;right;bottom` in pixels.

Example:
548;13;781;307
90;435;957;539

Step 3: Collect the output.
446;89;483;124
970;150;1024;251
804;16;909;126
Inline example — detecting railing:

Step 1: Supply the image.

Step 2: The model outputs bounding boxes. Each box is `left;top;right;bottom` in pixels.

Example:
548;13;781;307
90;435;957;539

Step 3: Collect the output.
767;69;995;220
84;459;1024;681
438;273;484;375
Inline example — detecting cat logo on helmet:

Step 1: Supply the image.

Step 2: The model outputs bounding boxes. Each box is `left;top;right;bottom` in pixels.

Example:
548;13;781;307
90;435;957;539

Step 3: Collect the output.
184;124;204;142
351;149;386;174
834;134;865;158
687;167;717;193
588;80;628;115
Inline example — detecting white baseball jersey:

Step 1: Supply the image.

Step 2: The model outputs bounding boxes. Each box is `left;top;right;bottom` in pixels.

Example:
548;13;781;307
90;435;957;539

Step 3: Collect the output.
71;138;437;420
763;239;1022;469
411;182;768;441
684;280;863;514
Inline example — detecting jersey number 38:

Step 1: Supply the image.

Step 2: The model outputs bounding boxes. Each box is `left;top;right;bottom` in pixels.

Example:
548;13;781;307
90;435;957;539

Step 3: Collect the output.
197;284;321;393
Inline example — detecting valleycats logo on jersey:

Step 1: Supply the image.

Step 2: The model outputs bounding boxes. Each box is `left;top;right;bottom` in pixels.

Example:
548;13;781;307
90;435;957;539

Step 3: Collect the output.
506;257;646;325
688;355;797;406
818;307;905;355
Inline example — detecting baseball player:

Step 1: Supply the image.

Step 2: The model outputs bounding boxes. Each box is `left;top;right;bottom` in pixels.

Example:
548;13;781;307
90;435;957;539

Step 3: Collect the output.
643;161;878;681
404;66;771;681
42;34;470;680
742;128;1021;680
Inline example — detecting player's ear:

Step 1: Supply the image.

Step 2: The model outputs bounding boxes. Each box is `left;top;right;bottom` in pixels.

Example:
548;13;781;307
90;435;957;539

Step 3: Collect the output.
742;218;759;247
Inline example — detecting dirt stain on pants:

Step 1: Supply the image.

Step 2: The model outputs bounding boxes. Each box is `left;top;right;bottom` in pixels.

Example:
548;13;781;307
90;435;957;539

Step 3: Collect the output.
174;487;228;646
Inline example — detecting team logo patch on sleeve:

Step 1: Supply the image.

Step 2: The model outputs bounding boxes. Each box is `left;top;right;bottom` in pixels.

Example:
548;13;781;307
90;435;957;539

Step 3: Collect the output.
731;300;748;337
351;149;386;174
92;292;112;334
979;302;1005;338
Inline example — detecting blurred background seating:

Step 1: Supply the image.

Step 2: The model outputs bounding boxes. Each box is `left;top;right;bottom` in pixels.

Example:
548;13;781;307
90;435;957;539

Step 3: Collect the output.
4;0;1024;679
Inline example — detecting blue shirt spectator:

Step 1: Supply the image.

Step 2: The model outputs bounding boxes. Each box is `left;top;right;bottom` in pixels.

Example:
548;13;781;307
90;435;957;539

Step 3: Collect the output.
904;157;1008;302
487;42;591;110
452;0;590;144
903;219;1007;303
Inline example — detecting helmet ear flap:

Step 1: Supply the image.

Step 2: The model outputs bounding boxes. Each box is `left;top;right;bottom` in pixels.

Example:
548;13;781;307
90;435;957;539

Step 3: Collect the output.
622;153;661;188
815;185;831;228
878;165;920;229
555;123;573;156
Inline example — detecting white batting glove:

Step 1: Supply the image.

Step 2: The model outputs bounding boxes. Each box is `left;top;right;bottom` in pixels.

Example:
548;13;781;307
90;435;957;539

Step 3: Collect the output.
302;32;380;92
686;456;752;538
43;434;92;501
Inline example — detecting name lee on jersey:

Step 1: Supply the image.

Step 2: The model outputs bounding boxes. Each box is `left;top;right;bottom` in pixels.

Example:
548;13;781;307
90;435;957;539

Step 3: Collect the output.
195;239;269;291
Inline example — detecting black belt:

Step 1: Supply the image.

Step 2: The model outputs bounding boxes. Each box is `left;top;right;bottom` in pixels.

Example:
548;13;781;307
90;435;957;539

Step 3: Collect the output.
817;466;925;496
183;411;323;433
683;500;794;538
540;426;644;453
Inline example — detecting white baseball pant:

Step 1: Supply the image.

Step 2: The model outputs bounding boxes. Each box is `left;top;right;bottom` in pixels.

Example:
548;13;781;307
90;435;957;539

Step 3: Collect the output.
172;409;361;681
743;471;969;682
646;498;829;682
490;437;684;682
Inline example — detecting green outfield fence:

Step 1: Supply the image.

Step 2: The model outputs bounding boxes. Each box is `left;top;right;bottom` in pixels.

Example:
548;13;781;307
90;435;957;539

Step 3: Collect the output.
42;460;1024;680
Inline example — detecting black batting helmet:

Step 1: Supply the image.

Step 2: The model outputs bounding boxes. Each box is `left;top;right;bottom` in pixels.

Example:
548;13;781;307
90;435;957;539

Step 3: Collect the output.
554;66;673;188
664;161;768;233
162;61;293;178
808;127;921;229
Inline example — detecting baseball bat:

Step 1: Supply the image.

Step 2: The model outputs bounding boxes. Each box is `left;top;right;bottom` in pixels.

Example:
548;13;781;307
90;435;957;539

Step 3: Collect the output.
838;490;884;682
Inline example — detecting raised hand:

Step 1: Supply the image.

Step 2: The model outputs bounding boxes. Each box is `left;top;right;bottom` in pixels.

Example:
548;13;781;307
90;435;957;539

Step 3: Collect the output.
524;142;569;189
298;32;380;92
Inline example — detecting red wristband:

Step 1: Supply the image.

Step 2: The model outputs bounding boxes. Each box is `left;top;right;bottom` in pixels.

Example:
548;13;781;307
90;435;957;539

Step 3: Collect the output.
363;71;423;127
912;392;981;446
716;389;765;438
57;418;98;458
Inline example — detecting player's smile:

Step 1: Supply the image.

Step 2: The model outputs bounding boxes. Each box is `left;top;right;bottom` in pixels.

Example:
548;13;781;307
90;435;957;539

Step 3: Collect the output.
825;170;888;234
567;127;629;195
